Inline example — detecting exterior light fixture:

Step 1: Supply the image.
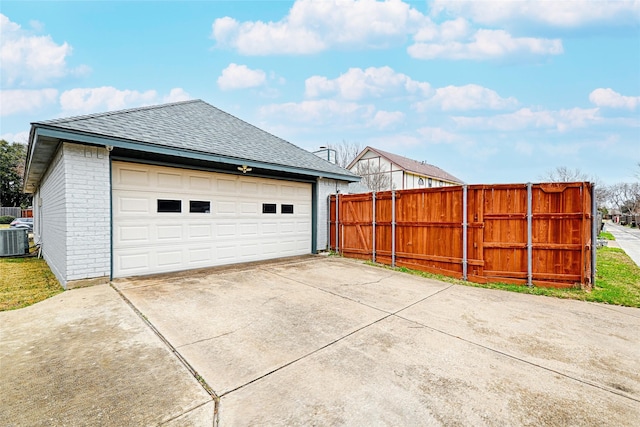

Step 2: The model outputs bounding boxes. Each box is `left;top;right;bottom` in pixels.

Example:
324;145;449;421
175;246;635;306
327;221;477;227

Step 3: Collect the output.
237;165;252;174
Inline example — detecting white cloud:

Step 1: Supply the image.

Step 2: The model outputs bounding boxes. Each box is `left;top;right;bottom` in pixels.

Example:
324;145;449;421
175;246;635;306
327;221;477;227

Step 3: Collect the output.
212;0;426;55
538;141;583;157
305;66;431;100
589;88;640;110
260;99;375;126
554;107;601;132
430;0;640;28
370;110;404;129
414;84;518;111
0;14;87;87
1;130;30;144
260;98;406;133
365;132;423;150
217;63;267;90
416;126;460;144
210;0;574;61
163;88;192;103
0;89;58;116
452;107;600;132
212;16;326;55
59;86;190;114
408;28;563;60
414;17;471;42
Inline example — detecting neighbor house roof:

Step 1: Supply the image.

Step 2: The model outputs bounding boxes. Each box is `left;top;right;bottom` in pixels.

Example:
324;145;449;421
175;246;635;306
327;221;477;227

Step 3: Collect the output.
348;146;463;184
25;100;358;192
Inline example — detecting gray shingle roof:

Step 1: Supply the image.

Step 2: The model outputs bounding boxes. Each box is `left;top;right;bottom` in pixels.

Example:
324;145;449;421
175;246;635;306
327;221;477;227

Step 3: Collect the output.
35;100;357;180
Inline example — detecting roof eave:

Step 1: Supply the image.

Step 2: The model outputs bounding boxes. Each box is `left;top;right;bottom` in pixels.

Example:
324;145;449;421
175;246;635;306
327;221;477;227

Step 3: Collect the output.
26;125;359;189
346;145;375;170
350;146;462;184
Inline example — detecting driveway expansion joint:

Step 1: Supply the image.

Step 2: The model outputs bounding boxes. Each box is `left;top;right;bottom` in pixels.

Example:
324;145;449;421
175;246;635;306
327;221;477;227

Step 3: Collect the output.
218;311;395;398
109;283;221;419
218;283;459;399
158;400;214;426
265;268;407;314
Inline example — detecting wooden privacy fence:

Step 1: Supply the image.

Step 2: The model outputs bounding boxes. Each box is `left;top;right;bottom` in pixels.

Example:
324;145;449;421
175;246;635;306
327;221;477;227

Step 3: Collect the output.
0;207;32;218
329;182;596;289
0;207;22;217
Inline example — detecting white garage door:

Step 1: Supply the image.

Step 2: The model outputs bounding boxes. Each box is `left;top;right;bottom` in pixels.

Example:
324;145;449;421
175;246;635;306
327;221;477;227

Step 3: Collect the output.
111;161;312;278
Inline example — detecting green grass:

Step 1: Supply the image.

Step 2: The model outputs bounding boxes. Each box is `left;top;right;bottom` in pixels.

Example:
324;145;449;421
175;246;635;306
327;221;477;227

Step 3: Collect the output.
369;247;640;308
590;248;640;306
0;255;63;311
598;231;615;240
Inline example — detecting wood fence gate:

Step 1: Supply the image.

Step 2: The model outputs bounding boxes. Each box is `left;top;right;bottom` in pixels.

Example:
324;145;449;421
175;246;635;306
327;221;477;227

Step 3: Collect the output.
329;182;595;289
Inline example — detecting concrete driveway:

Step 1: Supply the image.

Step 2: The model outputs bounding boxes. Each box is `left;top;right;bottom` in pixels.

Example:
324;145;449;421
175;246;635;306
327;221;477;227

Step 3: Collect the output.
0;283;213;426
113;256;640;426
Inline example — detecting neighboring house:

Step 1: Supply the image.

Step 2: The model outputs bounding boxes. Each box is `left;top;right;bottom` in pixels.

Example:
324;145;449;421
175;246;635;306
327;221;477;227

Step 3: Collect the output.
608;209;622;223
347;146;463;192
23;100;358;288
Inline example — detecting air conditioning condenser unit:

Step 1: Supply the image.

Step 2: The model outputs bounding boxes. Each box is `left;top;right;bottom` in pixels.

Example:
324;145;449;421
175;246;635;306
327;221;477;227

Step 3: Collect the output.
0;229;29;256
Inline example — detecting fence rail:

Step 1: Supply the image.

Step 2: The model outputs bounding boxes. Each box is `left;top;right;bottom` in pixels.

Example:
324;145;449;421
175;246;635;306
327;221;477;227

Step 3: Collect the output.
329;182;595;289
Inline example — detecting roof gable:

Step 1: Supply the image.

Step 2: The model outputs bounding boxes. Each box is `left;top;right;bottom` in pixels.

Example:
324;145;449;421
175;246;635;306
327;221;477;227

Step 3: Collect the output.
29;100;357;183
349;146;463;184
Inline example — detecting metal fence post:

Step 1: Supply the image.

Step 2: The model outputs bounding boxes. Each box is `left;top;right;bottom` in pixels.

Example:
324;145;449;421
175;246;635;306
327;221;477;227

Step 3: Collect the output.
372;192;376;263
391;190;396;267
591;183;597;287
527;183;533;287
326;195;331;251
335;192;339;253
462;185;468;281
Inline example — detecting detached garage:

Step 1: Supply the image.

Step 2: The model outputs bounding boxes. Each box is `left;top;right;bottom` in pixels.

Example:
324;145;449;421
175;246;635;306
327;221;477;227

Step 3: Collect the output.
24;100;358;288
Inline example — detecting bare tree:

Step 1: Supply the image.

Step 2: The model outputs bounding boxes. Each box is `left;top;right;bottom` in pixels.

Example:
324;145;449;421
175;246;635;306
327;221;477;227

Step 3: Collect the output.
540;166;614;211
539;166;591;182
609;182;640;214
328;140;361;168
355;161;391;192
595;184;610;210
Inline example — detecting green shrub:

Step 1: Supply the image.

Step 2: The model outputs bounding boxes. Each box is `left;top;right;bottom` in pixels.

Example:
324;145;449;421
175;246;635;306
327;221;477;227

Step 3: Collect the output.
0;216;16;224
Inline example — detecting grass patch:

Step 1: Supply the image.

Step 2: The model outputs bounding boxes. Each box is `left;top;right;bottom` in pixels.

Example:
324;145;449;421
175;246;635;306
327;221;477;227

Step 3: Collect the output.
598;231;615;240
367;247;640;308
0;255;63;311
0;224;9;229
591;248;640;307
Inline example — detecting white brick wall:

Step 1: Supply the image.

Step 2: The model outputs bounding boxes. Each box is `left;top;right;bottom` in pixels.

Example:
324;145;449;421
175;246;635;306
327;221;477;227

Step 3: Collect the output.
36;148;67;284
63;144;110;283
316;178;350;251
35;143;110;288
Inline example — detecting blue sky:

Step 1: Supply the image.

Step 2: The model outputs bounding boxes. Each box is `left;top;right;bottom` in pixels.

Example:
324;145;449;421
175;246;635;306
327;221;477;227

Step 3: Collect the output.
1;0;638;185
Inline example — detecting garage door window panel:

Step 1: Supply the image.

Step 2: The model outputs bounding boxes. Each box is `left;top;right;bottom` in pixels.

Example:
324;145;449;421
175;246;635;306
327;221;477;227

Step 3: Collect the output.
281;204;294;214
190;200;211;213
158;199;182;213
262;203;277;214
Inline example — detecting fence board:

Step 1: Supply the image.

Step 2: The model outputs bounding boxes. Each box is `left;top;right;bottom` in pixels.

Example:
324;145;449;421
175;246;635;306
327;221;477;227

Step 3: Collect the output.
329;182;594;289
